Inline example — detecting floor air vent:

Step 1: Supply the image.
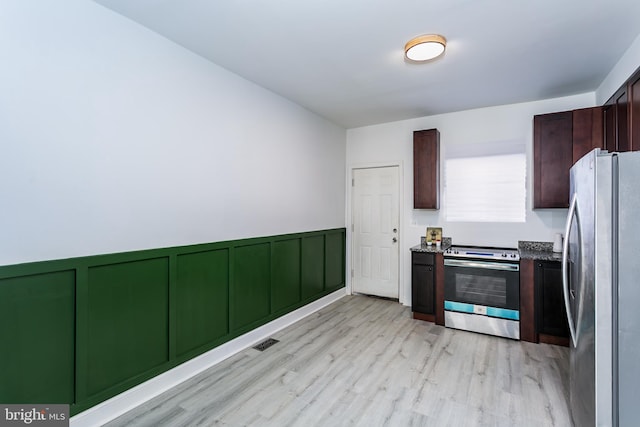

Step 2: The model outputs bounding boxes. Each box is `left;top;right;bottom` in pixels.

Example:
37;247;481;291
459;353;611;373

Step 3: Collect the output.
253;338;279;351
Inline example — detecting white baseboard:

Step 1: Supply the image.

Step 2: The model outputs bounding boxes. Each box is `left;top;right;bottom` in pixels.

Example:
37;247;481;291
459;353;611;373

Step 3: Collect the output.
70;289;346;427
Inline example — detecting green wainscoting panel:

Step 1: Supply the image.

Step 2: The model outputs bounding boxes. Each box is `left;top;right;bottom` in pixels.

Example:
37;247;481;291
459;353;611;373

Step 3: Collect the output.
325;232;346;291
86;258;169;397
231;243;270;330
301;235;325;299
176;249;229;357
0;227;344;416
0;271;75;404
271;239;301;312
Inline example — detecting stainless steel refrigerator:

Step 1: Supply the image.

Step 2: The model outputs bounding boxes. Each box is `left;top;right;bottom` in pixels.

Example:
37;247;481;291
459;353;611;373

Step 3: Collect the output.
562;148;640;426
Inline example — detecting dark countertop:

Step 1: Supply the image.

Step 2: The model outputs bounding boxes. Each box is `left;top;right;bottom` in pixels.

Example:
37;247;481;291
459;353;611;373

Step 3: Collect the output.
519;248;563;261
410;236;452;253
518;240;562;262
410;242;451;253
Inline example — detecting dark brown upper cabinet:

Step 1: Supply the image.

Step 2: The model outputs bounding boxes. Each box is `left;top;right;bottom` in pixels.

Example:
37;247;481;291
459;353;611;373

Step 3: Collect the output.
604;65;640;152
413;129;440;209
616;90;629;152
630;72;640;151
573;106;604;163
534;112;572;209
533;107;603;209
604;104;617;152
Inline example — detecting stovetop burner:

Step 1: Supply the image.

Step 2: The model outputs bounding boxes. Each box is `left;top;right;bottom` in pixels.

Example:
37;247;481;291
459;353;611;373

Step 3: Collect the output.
444;245;520;261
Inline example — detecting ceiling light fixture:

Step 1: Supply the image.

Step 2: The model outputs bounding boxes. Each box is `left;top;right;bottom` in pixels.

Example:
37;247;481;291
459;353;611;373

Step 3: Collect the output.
404;34;447;62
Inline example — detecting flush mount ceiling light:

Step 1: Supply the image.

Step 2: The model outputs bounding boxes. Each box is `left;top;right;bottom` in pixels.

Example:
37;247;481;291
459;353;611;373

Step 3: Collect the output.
404;34;447;62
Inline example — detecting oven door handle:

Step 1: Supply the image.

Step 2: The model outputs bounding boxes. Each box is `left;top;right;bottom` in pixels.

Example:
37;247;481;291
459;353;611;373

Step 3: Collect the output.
444;259;519;272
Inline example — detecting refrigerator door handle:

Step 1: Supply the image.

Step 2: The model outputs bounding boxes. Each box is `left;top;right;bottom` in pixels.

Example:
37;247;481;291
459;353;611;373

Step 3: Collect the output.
562;193;578;347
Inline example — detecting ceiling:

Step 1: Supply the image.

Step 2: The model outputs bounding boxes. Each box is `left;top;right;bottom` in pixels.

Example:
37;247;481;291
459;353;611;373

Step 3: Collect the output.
94;0;640;129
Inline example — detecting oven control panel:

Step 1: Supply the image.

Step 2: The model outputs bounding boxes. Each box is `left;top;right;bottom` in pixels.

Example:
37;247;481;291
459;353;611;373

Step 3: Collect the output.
444;245;520;261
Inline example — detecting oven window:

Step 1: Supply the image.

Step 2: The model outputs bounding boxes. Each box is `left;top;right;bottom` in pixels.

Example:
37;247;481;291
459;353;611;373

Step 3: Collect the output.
444;261;520;310
455;273;507;307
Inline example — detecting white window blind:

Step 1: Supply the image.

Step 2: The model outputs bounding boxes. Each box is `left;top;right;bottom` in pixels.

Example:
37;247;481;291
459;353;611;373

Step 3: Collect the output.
445;141;526;223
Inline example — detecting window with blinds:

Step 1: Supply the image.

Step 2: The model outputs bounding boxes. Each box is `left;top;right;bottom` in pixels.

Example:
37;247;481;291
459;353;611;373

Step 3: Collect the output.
445;141;526;223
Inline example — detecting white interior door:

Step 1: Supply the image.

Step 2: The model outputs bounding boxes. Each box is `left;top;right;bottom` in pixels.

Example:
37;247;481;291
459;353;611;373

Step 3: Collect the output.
352;166;399;299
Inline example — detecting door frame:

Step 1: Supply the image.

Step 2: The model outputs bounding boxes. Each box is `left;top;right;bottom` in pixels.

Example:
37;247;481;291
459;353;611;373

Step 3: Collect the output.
346;161;405;304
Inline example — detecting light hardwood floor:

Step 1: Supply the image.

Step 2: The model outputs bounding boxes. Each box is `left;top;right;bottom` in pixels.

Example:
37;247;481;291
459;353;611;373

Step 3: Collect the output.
105;295;572;426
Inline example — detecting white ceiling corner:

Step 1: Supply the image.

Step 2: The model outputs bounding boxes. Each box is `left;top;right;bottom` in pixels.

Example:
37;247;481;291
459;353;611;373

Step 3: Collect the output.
93;0;640;128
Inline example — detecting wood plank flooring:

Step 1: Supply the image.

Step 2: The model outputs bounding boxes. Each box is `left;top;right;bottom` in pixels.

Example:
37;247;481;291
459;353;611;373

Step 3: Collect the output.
105;295;572;426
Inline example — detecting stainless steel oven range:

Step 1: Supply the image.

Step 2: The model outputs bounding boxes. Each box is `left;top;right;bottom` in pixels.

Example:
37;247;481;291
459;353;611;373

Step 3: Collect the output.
443;246;520;339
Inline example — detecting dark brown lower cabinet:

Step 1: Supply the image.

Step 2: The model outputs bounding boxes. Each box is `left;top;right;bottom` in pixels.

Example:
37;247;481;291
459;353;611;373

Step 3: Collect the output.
411;252;435;322
536;261;569;346
519;259;536;343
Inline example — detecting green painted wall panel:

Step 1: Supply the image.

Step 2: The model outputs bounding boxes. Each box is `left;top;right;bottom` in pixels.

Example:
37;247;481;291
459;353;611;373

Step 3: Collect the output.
0;271;75;403
0;228;344;415
271;239;301;312
325;232;345;291
176;249;229;357
231;243;271;330
86;258;169;397
301;235;324;299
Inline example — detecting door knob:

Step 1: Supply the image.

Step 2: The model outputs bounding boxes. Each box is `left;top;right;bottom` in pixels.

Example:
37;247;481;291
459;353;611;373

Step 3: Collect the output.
393;228;397;233
392;237;397;243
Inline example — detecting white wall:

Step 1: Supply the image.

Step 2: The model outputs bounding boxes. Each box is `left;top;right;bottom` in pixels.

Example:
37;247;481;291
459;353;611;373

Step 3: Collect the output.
346;93;595;305
0;1;346;266
596;32;640;104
